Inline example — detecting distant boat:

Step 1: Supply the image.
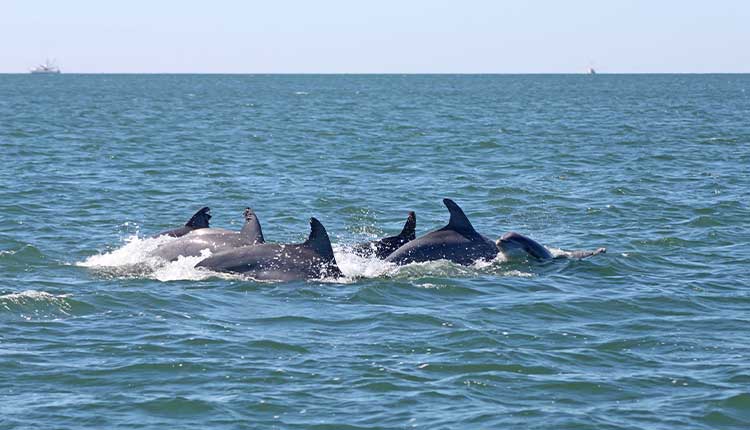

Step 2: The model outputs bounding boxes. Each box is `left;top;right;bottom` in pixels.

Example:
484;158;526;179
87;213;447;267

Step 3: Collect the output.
587;67;596;75
30;59;61;74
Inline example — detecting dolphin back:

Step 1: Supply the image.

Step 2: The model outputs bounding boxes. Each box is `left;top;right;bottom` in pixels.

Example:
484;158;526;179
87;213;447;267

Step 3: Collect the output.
386;200;497;265
197;217;342;280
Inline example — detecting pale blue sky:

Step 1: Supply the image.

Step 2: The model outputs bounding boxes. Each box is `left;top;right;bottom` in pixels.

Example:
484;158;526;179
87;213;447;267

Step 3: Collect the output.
3;0;748;73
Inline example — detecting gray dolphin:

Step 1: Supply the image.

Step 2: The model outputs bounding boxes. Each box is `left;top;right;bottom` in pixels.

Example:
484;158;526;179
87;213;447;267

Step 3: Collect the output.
351;211;416;259
385;199;498;265
196;218;343;281
386;199;606;266
152;208;264;261
153;207;212;238
497;232;606;261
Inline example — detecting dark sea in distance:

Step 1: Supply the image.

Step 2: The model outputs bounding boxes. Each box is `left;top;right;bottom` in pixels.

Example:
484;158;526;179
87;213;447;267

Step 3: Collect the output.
1;74;749;429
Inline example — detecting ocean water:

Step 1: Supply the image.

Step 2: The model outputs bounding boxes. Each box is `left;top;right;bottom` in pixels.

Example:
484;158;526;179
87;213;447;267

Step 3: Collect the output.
1;74;749;429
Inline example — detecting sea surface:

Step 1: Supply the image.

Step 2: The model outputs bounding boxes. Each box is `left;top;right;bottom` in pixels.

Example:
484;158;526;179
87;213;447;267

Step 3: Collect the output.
1;74;749;429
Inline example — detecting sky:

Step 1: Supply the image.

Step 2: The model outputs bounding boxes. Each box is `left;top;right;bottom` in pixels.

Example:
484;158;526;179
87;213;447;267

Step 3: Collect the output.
2;0;749;73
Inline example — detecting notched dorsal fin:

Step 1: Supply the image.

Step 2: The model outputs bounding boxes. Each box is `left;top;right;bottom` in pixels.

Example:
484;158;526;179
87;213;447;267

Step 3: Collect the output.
442;199;476;233
185;207;211;228
303;217;335;261
399;211;417;240
240;207;265;244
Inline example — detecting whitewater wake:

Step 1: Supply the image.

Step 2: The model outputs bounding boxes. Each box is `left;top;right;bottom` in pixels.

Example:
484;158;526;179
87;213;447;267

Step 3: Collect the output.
77;235;531;283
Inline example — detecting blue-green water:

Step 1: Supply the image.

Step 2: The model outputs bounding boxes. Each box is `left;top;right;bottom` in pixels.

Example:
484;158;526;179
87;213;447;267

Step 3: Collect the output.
1;74;749;429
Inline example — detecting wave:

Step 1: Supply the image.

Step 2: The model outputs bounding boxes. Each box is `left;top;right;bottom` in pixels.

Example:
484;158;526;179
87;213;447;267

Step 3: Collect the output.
0;290;92;319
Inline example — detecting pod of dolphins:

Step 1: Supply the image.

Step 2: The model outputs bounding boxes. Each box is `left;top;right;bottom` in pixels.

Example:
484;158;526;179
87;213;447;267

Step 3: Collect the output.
149;199;606;281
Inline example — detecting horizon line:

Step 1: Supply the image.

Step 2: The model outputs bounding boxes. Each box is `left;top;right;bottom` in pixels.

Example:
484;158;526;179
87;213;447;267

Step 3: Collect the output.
3;71;750;75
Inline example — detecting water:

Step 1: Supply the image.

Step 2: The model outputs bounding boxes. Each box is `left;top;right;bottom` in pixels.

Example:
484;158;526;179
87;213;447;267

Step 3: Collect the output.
1;74;749;429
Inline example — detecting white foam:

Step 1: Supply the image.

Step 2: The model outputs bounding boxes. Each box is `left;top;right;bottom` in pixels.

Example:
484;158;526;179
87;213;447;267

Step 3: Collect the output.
77;235;172;268
0;290;73;316
152;249;216;282
77;235;225;282
502;270;534;278
0;290;70;301
333;245;397;280
475;252;509;268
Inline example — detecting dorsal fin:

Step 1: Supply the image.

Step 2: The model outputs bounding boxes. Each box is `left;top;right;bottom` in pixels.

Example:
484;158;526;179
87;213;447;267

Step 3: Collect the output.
303;217;335;261
442;199;477;233
399;211;417;240
185;207;211;228
240;207;265;245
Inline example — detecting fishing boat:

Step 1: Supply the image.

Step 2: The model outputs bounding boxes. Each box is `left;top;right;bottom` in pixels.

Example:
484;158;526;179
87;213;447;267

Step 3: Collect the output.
30;59;61;74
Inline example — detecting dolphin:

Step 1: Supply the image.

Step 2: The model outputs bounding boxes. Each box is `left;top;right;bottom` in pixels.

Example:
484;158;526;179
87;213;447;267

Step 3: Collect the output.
151;208;264;261
196;218;343;281
385;199;498;266
351;211;416;259
496;232;606;261
153;207;212;238
385;199;606;266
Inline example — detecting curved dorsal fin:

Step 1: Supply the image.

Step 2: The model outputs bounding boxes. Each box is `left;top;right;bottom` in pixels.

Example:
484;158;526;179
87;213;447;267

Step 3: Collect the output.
399;211;417;240
240;207;265;245
442;199;477;233
185;207;211;228
303;217;335;261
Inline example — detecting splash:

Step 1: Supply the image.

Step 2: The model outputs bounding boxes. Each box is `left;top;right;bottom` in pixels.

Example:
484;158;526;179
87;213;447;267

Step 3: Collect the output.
77;235;220;282
78;235;171;268
333;245;398;279
78;237;531;283
152;249;217;282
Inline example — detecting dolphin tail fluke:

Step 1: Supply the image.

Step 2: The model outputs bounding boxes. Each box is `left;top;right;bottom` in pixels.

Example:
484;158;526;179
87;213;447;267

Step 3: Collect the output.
185;207;211;228
240;207;265;245
399;211;417;240
442;199;476;233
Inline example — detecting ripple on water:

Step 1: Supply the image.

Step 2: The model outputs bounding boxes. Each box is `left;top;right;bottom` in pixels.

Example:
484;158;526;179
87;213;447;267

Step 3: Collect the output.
135;396;217;417
0;290;94;320
2;74;750;429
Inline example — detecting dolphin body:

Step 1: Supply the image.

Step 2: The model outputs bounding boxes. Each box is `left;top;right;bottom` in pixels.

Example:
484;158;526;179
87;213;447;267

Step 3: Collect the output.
151;208;264;261
351;211;416;259
385;199;606;266
385;199;498;266
153;207;212;238
496;232;606;261
196;218;343;281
